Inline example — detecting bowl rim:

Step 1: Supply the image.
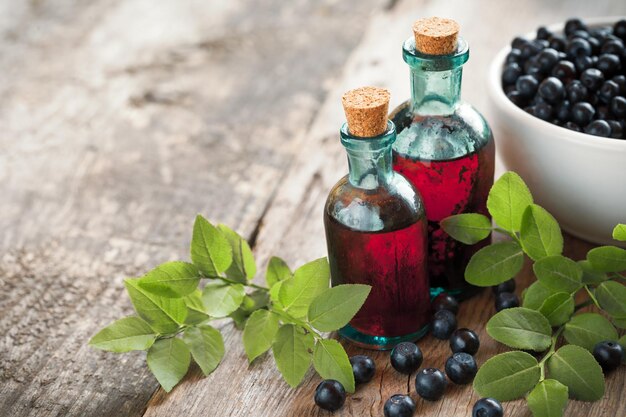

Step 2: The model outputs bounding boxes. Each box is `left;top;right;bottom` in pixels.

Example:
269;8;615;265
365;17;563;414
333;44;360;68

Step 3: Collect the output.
488;16;626;150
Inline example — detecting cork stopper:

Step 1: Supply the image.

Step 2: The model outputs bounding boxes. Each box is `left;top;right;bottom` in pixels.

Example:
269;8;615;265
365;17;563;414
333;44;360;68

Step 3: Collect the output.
341;87;390;137
412;17;460;55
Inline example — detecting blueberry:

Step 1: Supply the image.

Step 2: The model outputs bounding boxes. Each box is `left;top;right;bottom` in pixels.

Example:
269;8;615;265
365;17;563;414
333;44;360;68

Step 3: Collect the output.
555;100;571;122
506;90;527;107
516;75;539;98
415;368;447;401
502;63;522;85
390;342;423;375
350;355;376;384
538;77;564;103
449;328;480;355
597;54;621;77
472;398;504;417
599;80;621;104
566;37;592;58
580;68;605;91
611;96;626;118
564;18;587;36
549;36;567;51
593;341;624;372
613;75;626;94
563;121;582;132
445;352;478;385
536;26;552;40
607;120;624;139
536;48;559;73
566;80;588;103
495;292;519;311
584;120;611;138
602;39;624;56
614;19;626;41
587;36;602;55
314;380;346;412
505;48;523;64
432;293;459;314
551;60;577;82
533;102;553;121
571;102;596;125
511;37;527;50
534;39;550;50
574;55;594;72
383;394;416;417
595;105;610;121
520;41;541;59
492;279;516;294
524;58;544;78
431;309;457;340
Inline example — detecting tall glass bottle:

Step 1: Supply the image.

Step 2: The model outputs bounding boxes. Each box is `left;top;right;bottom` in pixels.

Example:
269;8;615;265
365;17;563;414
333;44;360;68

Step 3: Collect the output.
390;18;495;299
324;87;430;350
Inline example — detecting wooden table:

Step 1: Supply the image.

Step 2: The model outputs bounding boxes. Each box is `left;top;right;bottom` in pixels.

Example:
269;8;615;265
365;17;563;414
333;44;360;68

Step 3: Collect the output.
1;0;625;416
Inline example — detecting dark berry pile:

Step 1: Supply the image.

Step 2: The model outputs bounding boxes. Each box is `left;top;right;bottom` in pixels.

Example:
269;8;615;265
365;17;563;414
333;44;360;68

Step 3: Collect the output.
502;18;626;139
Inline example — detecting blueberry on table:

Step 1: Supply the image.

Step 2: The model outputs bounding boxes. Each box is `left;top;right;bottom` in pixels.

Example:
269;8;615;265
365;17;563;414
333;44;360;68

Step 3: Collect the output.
516;75;539;98
580;68;605;91
314;380;346;412
390;342;423;375
570;101;595;126
383;394;416;417
538;77;565;103
566;80;588;103
445;352;478;385
472;398;504;417
492;279;516;294
350;355;376;384
432;293;459;314
593;341;624;373
415;368;447;401
584;120;612;138
431;309;457;340
495;292;519;312
611;96;626;118
449;328;480;355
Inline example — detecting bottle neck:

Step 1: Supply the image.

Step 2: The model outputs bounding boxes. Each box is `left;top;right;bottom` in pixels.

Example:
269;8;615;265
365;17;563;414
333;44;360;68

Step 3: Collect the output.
410;67;463;115
341;121;396;189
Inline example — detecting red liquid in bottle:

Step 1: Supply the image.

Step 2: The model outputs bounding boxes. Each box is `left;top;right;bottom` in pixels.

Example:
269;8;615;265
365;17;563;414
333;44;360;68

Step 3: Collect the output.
324;214;430;338
393;140;494;292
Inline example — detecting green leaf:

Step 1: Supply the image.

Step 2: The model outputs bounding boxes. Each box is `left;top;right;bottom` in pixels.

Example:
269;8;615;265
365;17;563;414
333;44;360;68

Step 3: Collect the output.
612;317;626;330
533;256;582;293
201;281;245;318
243;310;280;363
89;316;157;352
595;281;626;319
578;260;608;285
266;256;292;288
240;290;270;313
272;324;314;388
279;258;330;319
587;246;626;273
124;278;187;333
563;313;618;351
538;293;575;327
190;215;232;277
465;241;524;286
486;307;552;351
523;281;559;310
313;339;355;393
218;224;256;283
527;379;569;417
440;213;492;245
138;261;200;298
307;284;371;332
619;335;626;364
182;325;224;376
270;281;284;309
473;351;540;401
546;345;605;401
486;171;534;232
520;204;563;261
146;338;191;392
613;224;626;242
183;290;211;325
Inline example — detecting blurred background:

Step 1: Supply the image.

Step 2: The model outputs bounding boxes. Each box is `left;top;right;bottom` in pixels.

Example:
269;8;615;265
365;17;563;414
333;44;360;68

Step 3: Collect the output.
1;1;625;416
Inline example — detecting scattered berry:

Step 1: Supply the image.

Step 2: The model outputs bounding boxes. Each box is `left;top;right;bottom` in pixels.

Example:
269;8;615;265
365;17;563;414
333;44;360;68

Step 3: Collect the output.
431;309;457;340
350;355;376;384
383;394;416;417
492;279;516;294
495;292;519;311
432;293;460;314
390;342;423;375
415;368;447;401
445;352;478;385
593;341;624;372
472;397;504;417
449;328;480;355
314;380;346;412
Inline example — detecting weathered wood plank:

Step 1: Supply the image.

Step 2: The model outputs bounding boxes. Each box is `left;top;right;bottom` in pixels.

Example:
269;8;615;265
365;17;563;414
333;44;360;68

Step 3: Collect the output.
143;0;626;416
0;1;383;416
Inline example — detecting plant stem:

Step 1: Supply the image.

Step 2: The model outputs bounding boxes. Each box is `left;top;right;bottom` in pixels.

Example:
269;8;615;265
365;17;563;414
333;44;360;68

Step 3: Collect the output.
271;307;323;340
538;326;564;381
494;227;521;245
584;285;601;309
574;299;594;311
214;276;269;291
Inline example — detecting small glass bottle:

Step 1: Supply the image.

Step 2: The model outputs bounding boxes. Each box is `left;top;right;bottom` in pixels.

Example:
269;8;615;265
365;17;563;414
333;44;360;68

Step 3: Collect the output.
324;87;430;350
390;18;495;299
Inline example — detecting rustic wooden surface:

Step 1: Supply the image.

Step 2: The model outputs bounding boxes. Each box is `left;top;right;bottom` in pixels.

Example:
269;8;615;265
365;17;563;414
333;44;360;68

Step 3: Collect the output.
1;0;625;416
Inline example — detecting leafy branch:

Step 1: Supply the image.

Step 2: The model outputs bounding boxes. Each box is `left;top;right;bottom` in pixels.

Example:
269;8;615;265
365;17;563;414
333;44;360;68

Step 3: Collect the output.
442;172;626;417
90;215;371;393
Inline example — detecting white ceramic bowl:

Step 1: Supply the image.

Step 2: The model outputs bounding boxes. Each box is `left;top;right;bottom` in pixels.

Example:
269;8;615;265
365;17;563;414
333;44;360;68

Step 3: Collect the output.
487;17;626;247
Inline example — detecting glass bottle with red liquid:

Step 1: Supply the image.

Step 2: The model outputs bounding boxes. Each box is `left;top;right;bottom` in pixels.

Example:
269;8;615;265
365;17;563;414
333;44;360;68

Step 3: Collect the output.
390;18;495;299
324;87;430;350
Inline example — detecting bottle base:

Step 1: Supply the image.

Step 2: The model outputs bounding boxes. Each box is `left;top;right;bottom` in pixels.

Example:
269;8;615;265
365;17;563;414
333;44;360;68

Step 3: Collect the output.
338;324;430;351
429;285;483;302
